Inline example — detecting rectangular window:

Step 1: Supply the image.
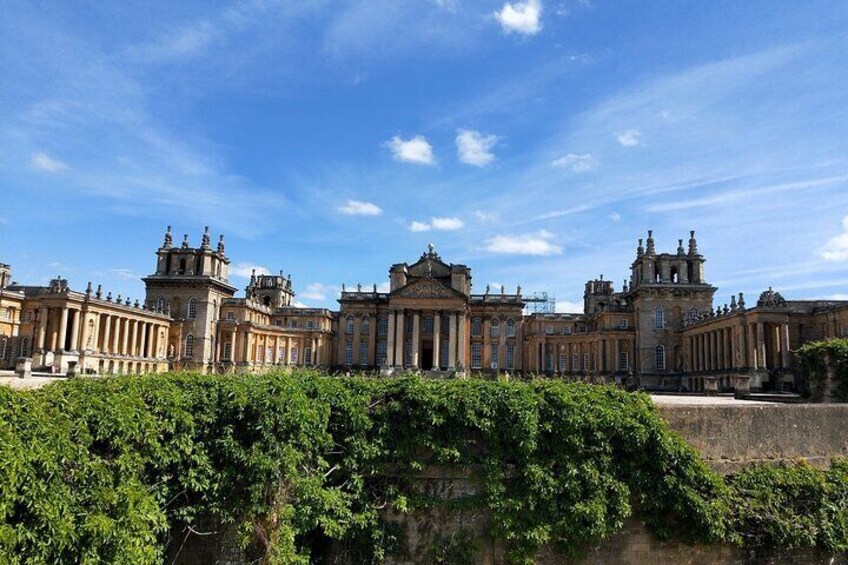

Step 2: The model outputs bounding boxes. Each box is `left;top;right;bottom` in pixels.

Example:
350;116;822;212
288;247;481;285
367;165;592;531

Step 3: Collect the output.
291;320;298;328
656;347;666;371
559;353;567;372
572;354;580;372
655;308;665;330
257;345;264;363
344;342;353;366
471;318;482;336
423;316;434;333
545;353;553;372
564;325;572;335
618;319;628;330
226;311;235;320
471;343;482;369
376;341;387;366
579;325;588;334
490;322;500;338
440;340;449;369
506;344;515;370
378;317;388;335
544;325;554;335
25;310;33;322
618;351;628;371
290;347;299;365
307;320;315;330
265;346;273;363
359;341;368;365
278;347;286;363
490;344;499;369
305;347;313;365
584;352;590;372
506;320;516;338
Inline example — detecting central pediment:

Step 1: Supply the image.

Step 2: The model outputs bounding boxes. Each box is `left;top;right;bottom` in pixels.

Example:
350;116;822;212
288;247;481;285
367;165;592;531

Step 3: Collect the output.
392;277;465;300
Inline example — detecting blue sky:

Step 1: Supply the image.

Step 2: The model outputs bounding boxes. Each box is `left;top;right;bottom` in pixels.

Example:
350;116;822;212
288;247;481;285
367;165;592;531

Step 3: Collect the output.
2;0;847;311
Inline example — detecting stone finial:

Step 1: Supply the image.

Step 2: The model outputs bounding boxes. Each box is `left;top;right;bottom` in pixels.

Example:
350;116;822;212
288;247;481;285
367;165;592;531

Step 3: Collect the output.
637;238;644;258
723;304;729;315
373;283;378;293
688;230;698;255
95;284;102;299
201;226;211;249
730;295;738;310
163;226;173;249
116;294;122;303
646;230;655;255
106;292;112;302
738;292;745;308
623;280;628;292
250;269;256;283
342;283;346;292
485;284;490;295
357;283;362;292
134;299;140;308
677;239;685;255
516;285;522;295
85;281;93;296
182;234;190;249
125;297;131;306
217;234;225;255
500;284;505;295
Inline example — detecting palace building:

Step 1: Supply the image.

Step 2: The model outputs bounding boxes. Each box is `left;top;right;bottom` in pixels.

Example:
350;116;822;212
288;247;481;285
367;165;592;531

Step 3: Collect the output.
2;227;848;393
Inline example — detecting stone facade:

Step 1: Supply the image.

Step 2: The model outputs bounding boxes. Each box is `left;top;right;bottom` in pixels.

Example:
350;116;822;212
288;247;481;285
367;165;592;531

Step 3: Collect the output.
2;227;848;385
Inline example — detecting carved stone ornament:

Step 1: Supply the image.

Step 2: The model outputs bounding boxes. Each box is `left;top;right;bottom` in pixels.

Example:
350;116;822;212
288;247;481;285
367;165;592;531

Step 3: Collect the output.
393;277;461;299
757;287;787;308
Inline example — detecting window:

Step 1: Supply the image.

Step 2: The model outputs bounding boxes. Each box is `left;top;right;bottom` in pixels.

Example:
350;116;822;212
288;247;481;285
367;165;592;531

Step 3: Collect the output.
559;353;567;372
563;325;572;335
345;317;354;334
226;311;235;320
184;334;194;358
265;346;273;363
506;319;516;338
157;297;167;311
423;316;434;333
178;258;186;274
24;310;33;323
359;341;368;365
3;308;12;319
544;324;554;335
344;342;353;366
471;343;482;369
223;342;232;360
618;351;629;371
291;346;299;364
0;336;6;360
187;298;197;320
579;325;588;334
506;344;515;370
584;353;590;372
618;319;628;330
274;320;281;326
377;341;387;366
20;337;29;357
655;307;665;330
490;344;499;369
305;347;313;365
545;353;553;372
490;319;500;338
308;320;316;330
278;347;285;363
572;354;580;372
360;318;369;334
440;340;449;368
655;346;666;371
258;345;264;363
378;317;388;335
291;320;298;328
471;318;483;336
406;318;413;334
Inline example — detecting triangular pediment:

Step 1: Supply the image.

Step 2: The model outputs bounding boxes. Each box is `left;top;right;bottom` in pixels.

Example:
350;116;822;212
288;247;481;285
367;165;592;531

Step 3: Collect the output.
408;256;451;278
392;277;465;300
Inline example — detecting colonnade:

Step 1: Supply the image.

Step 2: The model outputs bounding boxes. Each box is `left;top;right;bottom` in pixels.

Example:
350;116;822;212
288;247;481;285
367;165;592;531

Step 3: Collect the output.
220;330;323;367
686;320;791;373
382;308;467;370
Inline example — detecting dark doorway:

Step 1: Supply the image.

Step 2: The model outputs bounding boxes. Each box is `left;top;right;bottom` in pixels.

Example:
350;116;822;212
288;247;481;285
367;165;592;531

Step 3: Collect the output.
422;340;434;370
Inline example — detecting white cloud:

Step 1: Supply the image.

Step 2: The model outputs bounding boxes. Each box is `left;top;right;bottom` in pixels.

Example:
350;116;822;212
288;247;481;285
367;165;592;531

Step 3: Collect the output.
495;0;543;35
231;263;270;278
30;152;69;174
408;221;431;232
484;229;562;255
409;217;465;231
609;212;621;221
474;210;498;222
551;152;596;172
338;199;382;216
385;135;436;165
455;129;498;166
820;216;848;261
108;268;138;280
300;282;338;301
555;300;584;313
616;129;642;147
431;217;464;230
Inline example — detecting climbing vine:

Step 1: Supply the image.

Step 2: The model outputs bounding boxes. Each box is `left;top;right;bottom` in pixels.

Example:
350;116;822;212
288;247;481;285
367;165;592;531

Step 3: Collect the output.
795;338;848;401
0;371;846;564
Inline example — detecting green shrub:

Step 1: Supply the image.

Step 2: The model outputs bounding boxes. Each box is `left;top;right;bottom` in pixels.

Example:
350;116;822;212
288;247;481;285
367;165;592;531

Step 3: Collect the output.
795;338;848;401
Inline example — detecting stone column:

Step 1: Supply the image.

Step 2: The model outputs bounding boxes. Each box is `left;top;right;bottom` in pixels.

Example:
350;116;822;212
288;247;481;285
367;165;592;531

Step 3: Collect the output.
58;307;69;351
433;311;441;369
69;309;81;351
130;320;138;357
447;312;457;370
102;315;111;354
756;322;766;370
111;317;121;355
313;337;319;366
286;337;292;365
122;318;131;356
780;323;791;369
411;312;420;369
145;324;153;358
457;310;467;371
386;310;396;367
747;323;757;369
394;309;405;368
37;307;48;351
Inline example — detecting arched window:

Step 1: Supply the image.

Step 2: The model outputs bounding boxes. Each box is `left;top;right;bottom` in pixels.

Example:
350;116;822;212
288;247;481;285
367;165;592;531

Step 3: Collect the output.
471;317;483;336
156;297;166;312
345;316;354;334
360;317;370;334
506;318;516;337
655;307;665;330
655;346;666;371
490;318;500;338
187;298;197;320
184;334;194;358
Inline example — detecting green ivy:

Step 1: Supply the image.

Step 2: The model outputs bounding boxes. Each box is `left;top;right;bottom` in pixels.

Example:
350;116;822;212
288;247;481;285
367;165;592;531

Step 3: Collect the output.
0;371;845;563
795;338;848;401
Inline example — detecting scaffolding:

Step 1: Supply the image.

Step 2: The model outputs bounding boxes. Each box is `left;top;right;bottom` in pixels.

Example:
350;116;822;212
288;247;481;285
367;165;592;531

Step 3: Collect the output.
523;291;556;314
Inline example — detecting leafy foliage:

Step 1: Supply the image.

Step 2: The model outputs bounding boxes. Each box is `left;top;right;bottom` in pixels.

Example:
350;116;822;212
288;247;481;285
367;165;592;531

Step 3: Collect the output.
0;371;845;563
795;338;848;401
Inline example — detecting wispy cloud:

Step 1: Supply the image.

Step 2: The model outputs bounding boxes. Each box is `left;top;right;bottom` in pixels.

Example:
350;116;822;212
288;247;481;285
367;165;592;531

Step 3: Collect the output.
385;135;436;165
615;129;641;147
300;282;339;301
821;215;848;261
30;152;69;174
231;263;271;278
495;0;543;35
338;199;383;216
551;152;596;172
409;217;465;231
456;129;499;166
408;221;431;232
485;229;562;255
